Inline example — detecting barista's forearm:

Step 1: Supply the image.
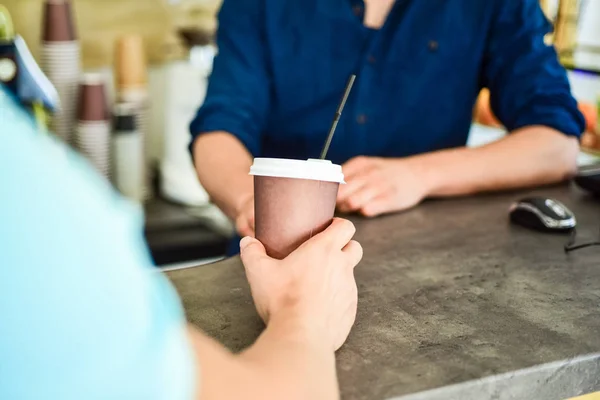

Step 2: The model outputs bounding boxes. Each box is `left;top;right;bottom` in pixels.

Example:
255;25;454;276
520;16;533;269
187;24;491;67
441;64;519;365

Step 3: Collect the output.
193;132;254;219
411;126;579;197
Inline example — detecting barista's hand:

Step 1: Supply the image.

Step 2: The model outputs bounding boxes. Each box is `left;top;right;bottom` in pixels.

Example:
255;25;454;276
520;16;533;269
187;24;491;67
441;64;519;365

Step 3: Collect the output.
235;194;255;237
337;156;429;217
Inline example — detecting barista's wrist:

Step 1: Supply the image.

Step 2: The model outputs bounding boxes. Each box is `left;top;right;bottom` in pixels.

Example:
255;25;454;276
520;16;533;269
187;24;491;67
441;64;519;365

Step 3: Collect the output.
401;155;439;197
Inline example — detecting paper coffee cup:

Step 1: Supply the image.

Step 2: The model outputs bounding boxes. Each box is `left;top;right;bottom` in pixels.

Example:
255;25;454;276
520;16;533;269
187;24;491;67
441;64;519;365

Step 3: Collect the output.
250;158;345;259
77;73;109;122
42;0;77;43
115;35;148;93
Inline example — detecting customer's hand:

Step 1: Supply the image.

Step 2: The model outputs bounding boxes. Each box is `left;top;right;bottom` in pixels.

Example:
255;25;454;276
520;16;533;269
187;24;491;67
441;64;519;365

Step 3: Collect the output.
235;194;255;237
337;156;428;217
240;218;362;351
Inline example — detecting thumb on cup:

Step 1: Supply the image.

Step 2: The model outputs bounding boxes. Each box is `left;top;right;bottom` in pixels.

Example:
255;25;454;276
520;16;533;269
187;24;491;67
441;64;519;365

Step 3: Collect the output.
240;237;270;267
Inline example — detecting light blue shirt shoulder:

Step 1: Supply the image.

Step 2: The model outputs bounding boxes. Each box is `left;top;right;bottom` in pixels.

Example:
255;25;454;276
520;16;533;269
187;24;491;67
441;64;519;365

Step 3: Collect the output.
0;88;196;400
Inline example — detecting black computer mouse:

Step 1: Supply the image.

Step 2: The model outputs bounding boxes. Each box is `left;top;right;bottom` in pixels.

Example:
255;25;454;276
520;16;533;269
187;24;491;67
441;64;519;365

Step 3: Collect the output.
509;197;576;232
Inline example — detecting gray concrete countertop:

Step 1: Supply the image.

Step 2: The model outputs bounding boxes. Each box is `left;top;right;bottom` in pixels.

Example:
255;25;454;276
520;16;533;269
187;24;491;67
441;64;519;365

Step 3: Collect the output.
167;184;600;400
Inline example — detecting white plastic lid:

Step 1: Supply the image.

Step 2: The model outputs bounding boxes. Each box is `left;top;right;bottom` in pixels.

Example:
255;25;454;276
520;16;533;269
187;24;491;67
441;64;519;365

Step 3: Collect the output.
249;158;345;183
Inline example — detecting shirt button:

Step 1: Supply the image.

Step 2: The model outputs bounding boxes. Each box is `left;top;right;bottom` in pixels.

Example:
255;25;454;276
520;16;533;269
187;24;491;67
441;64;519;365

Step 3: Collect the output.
367;55;376;64
356;114;367;124
428;40;439;51
353;5;363;16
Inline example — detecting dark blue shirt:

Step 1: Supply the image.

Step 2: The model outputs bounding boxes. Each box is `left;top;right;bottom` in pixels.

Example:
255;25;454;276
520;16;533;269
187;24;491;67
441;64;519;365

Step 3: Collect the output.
191;0;584;165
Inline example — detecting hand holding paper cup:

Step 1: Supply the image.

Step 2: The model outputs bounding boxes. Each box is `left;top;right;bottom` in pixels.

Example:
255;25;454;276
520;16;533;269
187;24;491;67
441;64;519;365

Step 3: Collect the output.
250;158;345;259
249;74;356;259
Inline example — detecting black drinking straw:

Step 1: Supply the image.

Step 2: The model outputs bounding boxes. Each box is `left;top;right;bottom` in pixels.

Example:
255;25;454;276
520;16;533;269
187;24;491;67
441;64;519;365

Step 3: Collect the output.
320;74;356;159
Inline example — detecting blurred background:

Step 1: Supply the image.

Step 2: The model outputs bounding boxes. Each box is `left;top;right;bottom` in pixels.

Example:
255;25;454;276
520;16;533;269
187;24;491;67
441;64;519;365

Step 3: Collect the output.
1;0;599;268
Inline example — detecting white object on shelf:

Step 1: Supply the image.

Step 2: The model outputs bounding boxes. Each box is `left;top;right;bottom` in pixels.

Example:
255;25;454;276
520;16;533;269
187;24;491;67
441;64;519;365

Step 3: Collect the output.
568;70;600;103
467;123;507;148
160;47;216;207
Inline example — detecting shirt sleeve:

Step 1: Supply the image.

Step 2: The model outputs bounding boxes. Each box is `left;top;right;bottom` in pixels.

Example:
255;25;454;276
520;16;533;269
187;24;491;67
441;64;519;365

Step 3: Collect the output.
0;89;196;400
189;0;271;157
482;0;585;138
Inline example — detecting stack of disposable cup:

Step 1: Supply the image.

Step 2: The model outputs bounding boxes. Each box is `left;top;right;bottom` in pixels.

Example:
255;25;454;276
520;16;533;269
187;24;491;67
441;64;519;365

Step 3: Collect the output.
119;88;149;166
41;0;80;143
74;74;111;180
112;103;144;203
114;35;152;200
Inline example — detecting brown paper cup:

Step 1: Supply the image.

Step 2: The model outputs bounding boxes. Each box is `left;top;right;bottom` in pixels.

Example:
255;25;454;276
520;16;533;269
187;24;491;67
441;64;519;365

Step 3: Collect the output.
43;0;77;42
115;35;148;91
78;74;109;122
251;158;345;259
